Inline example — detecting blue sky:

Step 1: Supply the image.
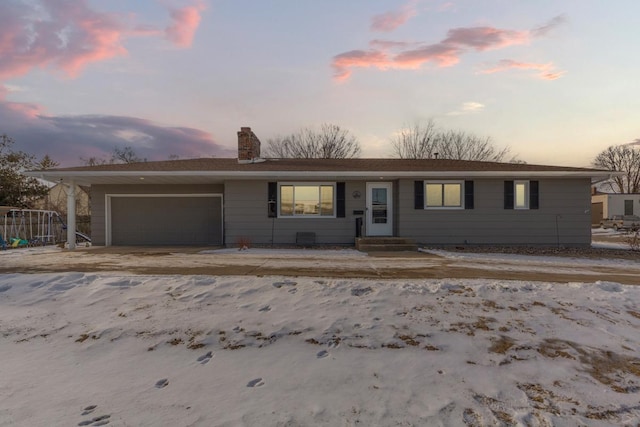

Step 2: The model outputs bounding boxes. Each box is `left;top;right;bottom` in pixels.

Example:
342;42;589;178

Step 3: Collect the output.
1;0;638;166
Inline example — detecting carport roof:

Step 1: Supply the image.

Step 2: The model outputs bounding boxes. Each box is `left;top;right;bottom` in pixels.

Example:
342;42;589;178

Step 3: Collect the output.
25;157;616;186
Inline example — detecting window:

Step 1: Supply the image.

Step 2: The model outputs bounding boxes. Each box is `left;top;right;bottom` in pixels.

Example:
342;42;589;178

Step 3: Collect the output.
279;183;335;217
624;200;634;215
424;181;463;208
514;180;529;209
504;180;539;210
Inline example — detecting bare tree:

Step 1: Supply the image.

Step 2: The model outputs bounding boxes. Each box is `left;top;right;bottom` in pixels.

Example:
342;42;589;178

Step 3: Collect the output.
80;145;145;166
437;131;511;162
264;124;361;159
111;146;144;163
390;120;439;159
593;144;640;193
391;120;514;162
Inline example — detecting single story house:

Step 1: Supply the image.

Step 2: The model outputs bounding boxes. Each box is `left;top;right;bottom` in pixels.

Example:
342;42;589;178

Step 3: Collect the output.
27;128;615;248
591;191;640;224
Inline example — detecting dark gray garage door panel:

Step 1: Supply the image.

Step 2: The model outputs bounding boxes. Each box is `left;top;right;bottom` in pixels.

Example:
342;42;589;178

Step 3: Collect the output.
111;197;222;245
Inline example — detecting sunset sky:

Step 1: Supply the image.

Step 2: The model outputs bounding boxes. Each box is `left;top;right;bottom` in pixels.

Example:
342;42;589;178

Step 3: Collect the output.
1;0;638;167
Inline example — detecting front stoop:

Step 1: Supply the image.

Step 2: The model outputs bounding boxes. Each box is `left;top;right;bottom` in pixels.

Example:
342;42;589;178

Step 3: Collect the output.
355;237;418;252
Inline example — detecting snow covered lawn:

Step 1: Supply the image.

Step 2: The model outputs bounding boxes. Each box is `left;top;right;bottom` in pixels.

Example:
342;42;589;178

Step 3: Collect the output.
1;270;639;426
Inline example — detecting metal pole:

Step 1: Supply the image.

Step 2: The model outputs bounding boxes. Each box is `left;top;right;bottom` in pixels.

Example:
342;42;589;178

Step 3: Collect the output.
67;180;76;250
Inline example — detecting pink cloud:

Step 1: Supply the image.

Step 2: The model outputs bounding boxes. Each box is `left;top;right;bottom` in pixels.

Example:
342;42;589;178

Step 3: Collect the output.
0;1;204;81
371;2;417;32
442;27;529;51
0;97;234;166
166;3;206;47
480;59;565;80
332;50;393;81
0;0;127;79
333;16;566;82
393;43;462;68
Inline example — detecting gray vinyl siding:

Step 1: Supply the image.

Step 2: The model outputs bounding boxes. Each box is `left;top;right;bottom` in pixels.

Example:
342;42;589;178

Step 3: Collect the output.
224;180;366;245
89;178;592;247
90;184;223;246
398;178;592;247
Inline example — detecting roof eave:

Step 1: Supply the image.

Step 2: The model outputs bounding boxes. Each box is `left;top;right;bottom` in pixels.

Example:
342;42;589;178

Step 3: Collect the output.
25;169;618;186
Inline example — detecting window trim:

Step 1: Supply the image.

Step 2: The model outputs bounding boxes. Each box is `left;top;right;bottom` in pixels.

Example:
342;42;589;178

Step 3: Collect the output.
277;182;337;218
423;180;465;209
514;180;530;210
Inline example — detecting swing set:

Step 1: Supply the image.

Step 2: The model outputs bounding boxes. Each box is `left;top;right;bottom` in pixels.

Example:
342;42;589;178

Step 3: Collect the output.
0;208;72;249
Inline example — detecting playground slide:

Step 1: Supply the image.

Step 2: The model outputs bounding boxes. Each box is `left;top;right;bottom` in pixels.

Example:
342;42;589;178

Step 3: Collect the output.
54;214;91;243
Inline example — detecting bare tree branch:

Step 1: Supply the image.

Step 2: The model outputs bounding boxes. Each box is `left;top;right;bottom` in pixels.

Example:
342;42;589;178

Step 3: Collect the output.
391;120;515;162
80;145;145;165
391;120;439;159
593;144;640;193
263;124;361;159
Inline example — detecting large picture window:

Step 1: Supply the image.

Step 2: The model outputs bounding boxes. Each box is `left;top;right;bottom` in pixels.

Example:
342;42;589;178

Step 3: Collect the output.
425;181;463;208
279;183;335;217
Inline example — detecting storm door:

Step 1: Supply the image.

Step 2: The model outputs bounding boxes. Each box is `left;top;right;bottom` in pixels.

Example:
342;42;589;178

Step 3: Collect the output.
366;182;393;236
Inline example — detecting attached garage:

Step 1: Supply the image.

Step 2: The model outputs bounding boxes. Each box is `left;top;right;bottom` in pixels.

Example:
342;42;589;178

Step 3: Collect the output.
107;194;223;246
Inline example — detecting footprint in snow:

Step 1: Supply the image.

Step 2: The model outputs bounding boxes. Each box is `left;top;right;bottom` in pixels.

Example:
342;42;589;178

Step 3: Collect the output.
259;305;271;312
351;287;372;296
317;350;329;359
81;405;97;416
155;378;169;389
247;378;265;387
273;280;297;289
78;413;111;426
328;340;340;349
0;284;11;293
197;351;213;364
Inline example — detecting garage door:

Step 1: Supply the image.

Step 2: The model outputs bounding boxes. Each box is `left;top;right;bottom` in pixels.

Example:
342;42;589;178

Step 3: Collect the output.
110;196;222;245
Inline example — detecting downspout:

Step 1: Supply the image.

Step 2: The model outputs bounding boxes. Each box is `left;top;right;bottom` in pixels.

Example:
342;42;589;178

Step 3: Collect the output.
66;179;76;250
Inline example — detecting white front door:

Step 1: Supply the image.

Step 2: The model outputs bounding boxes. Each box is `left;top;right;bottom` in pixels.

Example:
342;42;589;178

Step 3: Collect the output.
366;182;393;236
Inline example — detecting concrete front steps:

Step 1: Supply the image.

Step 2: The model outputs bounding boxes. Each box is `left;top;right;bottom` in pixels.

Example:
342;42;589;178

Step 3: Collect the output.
355;237;418;252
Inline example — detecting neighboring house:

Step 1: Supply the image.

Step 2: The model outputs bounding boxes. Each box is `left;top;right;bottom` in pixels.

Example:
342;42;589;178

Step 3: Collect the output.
33;183;91;217
26;127;614;248
591;191;640;224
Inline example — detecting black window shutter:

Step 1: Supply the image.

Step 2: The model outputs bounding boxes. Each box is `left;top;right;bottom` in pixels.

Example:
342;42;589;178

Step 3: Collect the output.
336;182;346;218
414;181;424;209
530;180;539;209
268;182;277;218
504;181;514;209
464;180;474;209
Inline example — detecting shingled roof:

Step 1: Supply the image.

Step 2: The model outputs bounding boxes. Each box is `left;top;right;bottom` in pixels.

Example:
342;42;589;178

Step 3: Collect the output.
43;157;602;173
26;157;613;186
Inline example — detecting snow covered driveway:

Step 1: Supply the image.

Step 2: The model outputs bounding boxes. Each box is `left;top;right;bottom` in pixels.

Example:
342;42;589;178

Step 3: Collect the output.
1;246;639;284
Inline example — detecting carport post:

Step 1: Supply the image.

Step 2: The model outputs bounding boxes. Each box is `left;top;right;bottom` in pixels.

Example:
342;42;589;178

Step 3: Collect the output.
66;179;76;250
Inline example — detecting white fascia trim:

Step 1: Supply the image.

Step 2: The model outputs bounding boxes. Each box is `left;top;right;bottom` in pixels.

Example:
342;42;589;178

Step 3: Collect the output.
28;169;617;180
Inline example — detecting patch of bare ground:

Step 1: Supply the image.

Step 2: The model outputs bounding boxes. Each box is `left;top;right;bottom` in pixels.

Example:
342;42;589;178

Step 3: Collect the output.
538;339;640;393
488;336;516;354
517;383;580;414
472;394;517;425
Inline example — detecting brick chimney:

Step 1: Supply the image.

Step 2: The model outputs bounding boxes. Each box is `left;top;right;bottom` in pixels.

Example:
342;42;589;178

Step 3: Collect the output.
237;127;261;163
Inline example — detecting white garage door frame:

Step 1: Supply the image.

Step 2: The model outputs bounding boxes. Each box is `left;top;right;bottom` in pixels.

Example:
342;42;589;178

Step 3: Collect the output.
105;193;224;246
